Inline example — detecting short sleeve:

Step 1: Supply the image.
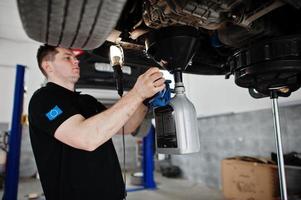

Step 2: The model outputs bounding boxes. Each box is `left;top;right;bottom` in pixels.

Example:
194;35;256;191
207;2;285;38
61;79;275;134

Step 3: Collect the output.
28;90;80;137
76;94;107;116
97;101;107;111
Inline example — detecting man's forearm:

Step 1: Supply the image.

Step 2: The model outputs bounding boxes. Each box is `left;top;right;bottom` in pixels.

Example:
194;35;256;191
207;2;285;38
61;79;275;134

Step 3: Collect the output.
122;103;148;134
91;89;144;138
55;88;145;151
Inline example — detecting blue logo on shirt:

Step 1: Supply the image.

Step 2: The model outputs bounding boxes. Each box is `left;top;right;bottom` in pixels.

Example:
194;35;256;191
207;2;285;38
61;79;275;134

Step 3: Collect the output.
46;105;63;121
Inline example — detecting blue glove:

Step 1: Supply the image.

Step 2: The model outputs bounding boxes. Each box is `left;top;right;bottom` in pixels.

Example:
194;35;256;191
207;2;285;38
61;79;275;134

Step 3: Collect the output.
144;80;171;108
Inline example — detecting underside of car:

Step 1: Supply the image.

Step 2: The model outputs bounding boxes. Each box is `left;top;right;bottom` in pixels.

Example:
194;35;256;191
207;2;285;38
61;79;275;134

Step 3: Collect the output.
18;0;301;96
110;0;301;71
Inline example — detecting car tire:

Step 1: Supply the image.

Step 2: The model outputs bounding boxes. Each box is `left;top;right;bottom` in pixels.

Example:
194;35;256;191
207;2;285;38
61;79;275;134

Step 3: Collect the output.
17;0;126;49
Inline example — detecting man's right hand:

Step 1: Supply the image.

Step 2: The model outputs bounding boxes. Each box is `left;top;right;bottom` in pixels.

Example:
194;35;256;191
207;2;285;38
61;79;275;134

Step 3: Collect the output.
132;67;166;100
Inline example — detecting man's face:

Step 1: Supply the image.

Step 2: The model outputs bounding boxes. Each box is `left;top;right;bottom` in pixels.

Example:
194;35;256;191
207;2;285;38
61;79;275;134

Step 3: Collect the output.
48;47;80;83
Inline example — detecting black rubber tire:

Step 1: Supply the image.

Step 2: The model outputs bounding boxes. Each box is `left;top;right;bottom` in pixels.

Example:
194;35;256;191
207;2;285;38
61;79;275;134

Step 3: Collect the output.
17;0;126;50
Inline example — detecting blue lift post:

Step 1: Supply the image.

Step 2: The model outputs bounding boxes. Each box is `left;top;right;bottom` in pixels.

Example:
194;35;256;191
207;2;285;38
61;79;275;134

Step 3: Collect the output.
127;124;157;193
143;124;157;189
3;65;26;200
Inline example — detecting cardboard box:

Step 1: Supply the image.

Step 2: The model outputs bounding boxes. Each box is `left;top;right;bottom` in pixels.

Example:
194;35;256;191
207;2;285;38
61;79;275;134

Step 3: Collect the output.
221;157;279;200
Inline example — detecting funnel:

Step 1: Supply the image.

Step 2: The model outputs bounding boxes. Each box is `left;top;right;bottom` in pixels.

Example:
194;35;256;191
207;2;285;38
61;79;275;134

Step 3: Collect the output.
145;26;201;73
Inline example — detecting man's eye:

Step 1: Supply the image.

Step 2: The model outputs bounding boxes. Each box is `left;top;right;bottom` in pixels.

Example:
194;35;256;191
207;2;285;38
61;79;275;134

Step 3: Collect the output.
64;57;71;60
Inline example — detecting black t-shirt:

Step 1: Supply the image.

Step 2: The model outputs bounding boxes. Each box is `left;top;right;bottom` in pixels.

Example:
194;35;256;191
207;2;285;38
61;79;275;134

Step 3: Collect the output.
28;82;125;200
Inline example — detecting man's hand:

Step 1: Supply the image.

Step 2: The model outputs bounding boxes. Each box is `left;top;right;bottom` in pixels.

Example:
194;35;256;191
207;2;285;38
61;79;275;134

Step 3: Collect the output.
132;67;166;100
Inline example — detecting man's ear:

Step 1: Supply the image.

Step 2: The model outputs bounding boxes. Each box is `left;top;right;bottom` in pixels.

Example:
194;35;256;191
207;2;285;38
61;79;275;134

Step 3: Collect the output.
42;60;53;74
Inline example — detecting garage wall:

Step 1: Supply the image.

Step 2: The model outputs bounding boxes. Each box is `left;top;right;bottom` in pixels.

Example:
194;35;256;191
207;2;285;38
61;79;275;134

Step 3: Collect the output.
0;65;15;123
112;135;139;170
183;73;301;117
0;38;43;123
171;103;301;189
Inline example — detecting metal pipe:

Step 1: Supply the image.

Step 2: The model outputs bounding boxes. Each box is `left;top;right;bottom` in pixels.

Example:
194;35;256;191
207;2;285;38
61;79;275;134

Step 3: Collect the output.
0;64;17;68
271;94;288;200
173;70;183;84
0;64;28;69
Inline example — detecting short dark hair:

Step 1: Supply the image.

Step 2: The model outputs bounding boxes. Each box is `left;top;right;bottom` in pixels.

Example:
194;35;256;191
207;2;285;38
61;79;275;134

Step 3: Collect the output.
36;44;58;77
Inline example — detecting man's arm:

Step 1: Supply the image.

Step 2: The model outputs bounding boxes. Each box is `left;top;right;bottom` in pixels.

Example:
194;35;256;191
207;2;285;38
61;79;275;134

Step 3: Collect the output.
118;103;148;134
54;67;165;151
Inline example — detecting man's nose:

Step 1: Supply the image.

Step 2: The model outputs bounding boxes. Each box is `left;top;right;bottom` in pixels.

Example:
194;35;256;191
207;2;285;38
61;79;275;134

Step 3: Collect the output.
73;58;79;65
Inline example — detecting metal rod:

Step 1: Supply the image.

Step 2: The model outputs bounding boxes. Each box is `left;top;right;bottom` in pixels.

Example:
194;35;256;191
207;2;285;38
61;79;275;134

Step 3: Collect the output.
271;95;288;200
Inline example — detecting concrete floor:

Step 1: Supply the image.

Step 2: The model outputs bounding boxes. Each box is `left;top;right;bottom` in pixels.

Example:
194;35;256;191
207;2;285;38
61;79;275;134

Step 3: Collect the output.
0;173;224;200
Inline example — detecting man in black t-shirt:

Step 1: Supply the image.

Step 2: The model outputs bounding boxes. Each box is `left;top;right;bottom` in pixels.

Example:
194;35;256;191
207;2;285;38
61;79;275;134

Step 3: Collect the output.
28;45;165;200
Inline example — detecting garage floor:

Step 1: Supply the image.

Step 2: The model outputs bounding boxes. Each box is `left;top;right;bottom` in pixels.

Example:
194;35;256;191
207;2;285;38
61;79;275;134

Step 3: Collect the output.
0;173;224;200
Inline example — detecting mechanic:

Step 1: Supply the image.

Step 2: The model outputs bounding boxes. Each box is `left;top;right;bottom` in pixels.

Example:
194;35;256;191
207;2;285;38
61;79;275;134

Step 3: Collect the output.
28;44;166;200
